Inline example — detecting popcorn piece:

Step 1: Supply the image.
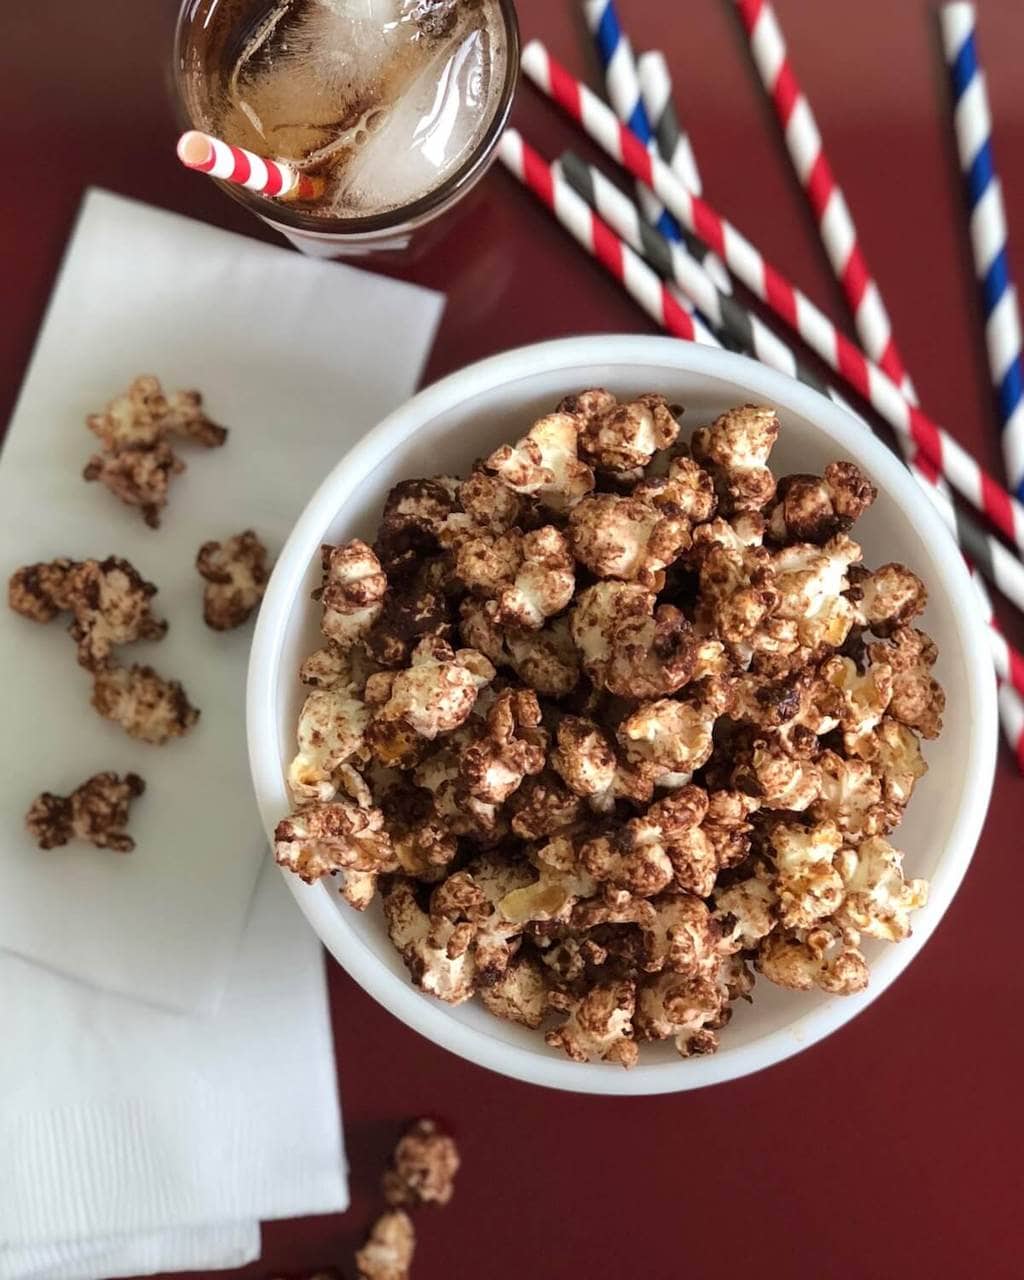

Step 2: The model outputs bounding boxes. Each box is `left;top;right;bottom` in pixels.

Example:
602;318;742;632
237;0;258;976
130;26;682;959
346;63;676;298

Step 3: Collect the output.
460;601;580;698
366;638;495;764
499;834;598;926
366;573;452;668
26;771;145;853
86;376;227;452
847;717;928;813
850;562;927;635
757;923;869;995
692;404;780;512
633;454;717;524
508;772;583;839
736;736;822;811
869;627;945;738
581;786;711;898
635;955;752;1058
376;477;460;576
820;654;893;737
91;663;199;744
8;558;74;622
770;534;862;652
288;684;369;802
300;641;379;693
692;518;780;657
356;1209;415;1280
552;716;652;814
429;855;536;983
767;462;876;544
571;582;698;698
546;976;639;1068
458;687;547;806
618;689;726;788
162;388;229;448
383;878;477;1003
768;819;845;930
485;411;594;512
810;750;888;840
319;540;388;650
383;1118;460;1208
413;733;504;840
713;861;777;951
376;783;455;884
196;529;269;630
568;493;691;586
83;441;184;529
10;556;167;671
85;375;168;451
274;791;395;886
479;952;549;1027
454;525;575;630
456;468;523;532
638;891;723;977
834;835;928;942
563;389;680;475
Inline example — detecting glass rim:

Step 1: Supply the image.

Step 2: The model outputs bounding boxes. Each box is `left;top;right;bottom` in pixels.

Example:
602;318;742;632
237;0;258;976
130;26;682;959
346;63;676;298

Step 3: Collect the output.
173;0;521;237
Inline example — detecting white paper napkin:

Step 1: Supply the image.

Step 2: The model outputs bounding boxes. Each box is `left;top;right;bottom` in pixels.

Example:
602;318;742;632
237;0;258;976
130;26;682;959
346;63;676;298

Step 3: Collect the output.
0;856;348;1280
0;188;444;1014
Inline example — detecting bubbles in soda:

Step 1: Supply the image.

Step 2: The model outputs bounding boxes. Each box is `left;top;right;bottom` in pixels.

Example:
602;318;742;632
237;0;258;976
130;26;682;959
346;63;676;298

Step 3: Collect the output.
212;0;508;219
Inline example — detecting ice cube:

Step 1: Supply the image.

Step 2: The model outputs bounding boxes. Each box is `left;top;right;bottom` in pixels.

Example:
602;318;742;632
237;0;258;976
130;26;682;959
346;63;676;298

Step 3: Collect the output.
332;22;492;215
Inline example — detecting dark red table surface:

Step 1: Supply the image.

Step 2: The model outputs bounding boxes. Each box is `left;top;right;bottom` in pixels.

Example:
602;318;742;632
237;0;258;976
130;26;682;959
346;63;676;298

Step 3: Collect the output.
3;2;1023;1277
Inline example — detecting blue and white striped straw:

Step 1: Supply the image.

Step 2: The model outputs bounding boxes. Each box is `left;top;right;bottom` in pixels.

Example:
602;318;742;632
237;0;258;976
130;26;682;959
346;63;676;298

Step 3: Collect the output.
584;0;680;241
941;3;1024;501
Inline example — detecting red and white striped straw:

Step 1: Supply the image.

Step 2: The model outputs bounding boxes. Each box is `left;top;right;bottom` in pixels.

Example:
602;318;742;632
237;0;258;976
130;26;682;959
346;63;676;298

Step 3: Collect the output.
520;40;1024;561
497;130;719;351
733;0;917;403
176;130;322;202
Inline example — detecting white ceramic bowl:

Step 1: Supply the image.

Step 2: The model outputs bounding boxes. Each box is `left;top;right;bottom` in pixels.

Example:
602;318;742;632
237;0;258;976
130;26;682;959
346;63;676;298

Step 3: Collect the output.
247;336;996;1095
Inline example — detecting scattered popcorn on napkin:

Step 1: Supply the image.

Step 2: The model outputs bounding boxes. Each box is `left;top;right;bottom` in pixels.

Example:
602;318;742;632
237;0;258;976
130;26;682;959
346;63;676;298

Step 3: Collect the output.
0;188;444;1015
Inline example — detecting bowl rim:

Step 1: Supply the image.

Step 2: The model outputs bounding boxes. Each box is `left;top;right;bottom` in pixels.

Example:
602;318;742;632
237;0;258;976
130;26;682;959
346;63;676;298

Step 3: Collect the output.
247;335;997;1096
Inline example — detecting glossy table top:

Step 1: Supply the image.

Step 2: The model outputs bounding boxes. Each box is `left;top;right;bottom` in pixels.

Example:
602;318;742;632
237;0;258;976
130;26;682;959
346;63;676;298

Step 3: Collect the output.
3;2;1022;1277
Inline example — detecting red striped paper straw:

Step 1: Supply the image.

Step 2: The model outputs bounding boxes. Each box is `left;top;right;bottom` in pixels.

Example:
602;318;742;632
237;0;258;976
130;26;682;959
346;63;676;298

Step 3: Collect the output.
733;0;917;403
176;130;322;202
520;40;1024;561
497;130;719;351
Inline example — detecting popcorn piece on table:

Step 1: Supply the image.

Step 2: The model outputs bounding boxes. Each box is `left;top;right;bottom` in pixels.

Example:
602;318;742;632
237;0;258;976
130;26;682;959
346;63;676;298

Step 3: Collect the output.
86;375;227;452
9;555;167;670
83;441;184;529
355;1209;415;1280
26;771;145;853
383;1117;460;1208
196;529;270;630
91;662;199;744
